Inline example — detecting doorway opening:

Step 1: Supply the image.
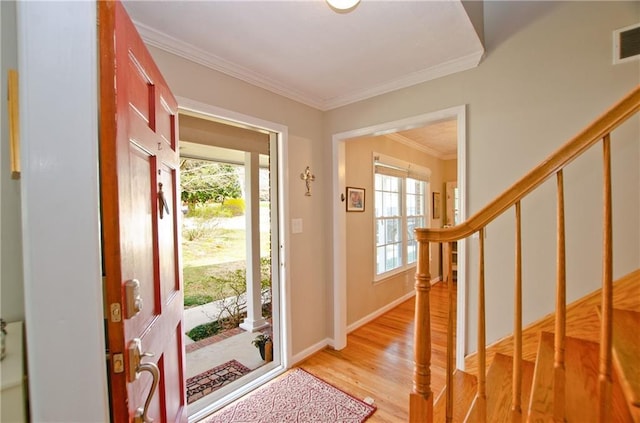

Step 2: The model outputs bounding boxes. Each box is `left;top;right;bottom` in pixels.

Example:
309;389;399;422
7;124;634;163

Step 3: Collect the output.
177;103;289;421
331;105;467;369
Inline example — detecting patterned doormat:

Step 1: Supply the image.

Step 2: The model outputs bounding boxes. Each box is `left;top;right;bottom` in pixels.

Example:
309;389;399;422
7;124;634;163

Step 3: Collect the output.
187;360;252;404
203;368;376;422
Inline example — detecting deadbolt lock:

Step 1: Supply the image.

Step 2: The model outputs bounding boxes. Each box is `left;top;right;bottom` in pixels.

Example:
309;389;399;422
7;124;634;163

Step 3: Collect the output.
124;279;143;319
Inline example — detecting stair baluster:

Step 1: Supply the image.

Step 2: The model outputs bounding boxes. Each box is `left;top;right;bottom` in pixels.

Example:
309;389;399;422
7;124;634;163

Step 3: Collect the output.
410;240;433;422
445;241;455;423
477;228;487;422
554;170;567;422
598;133;613;422
513;202;523;420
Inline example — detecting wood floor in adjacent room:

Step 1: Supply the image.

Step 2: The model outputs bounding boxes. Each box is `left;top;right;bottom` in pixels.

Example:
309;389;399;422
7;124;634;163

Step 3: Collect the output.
297;281;456;422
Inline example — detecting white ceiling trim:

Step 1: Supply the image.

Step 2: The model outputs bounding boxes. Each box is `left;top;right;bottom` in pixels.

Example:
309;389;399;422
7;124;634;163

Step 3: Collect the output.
135;20;483;112
135;21;322;109
385;132;456;160
323;50;484;110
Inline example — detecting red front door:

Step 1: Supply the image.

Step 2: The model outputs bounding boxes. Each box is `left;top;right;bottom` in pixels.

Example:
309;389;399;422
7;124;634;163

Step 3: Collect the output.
99;1;186;421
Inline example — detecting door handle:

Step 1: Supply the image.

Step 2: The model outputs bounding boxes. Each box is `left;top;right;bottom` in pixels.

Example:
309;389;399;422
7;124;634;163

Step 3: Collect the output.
134;361;159;423
129;339;159;423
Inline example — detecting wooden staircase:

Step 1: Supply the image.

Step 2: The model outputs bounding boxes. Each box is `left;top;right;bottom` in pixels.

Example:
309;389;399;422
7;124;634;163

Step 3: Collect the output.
430;271;640;422
609;308;640;422
409;85;640;422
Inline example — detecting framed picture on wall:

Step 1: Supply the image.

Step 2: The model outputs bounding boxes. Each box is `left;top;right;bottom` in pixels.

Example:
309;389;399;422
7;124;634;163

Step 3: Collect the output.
433;192;441;219
346;187;365;212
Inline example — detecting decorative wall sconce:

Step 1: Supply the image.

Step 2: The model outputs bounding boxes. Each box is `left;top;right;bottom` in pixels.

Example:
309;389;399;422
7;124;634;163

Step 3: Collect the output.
300;166;315;196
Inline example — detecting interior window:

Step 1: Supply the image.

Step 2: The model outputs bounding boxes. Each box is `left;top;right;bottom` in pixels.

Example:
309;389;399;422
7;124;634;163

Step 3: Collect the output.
374;158;428;280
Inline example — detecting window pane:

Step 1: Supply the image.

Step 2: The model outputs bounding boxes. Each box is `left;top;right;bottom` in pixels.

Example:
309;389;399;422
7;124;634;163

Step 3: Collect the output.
386;218;400;242
385;243;401;270
374;172;431;275
407;217;417;241
406;179;425;266
383;175;391;191
407;242;417;264
375;191;382;217
376;219;385;245
377;246;386;274
406;179;416;194
407;195;416;215
415;194;422;215
390;193;399;215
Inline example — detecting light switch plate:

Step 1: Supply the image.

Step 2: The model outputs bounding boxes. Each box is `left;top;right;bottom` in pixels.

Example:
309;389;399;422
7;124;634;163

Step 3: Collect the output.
291;218;303;234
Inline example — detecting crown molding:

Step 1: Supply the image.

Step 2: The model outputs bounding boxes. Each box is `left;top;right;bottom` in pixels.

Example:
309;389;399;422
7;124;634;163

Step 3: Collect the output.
322;50;484;110
385;132;457;160
135;21;484;112
134;22;325;110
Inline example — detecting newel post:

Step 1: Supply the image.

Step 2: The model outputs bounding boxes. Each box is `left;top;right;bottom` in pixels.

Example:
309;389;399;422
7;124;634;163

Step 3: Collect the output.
410;234;433;422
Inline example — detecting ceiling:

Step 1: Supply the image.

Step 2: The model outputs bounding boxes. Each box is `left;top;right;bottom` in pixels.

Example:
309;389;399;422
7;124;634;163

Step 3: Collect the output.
123;0;483;158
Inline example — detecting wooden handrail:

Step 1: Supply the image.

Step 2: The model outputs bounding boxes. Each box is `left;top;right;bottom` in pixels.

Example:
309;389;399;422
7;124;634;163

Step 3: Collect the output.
416;86;640;244
411;86;640;423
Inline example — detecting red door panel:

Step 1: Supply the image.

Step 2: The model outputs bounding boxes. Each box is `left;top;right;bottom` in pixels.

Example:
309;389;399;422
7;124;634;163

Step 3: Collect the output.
99;1;186;422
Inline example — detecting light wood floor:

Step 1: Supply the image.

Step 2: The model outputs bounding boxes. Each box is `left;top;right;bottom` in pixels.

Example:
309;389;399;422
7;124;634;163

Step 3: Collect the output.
297;281;456;422
295;270;639;422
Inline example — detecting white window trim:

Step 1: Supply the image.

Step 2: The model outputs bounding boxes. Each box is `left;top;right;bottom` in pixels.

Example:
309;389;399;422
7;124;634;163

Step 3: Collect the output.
373;153;430;283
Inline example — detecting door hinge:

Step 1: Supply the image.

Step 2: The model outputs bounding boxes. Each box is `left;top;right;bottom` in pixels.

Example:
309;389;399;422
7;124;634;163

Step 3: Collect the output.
110;303;122;322
112;353;124;374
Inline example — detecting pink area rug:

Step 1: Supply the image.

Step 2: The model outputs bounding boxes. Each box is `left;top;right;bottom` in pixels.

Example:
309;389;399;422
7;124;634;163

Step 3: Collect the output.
187;360;252;404
204;368;376;423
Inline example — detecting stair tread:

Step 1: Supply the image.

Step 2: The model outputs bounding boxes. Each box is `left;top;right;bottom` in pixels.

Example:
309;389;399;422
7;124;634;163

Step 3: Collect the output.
433;369;478;422
611;308;640;409
527;331;634;422
528;331;555;421
464;353;535;422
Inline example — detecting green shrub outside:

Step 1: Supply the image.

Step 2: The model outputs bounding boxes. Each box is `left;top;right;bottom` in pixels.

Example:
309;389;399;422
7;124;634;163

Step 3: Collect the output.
187;202;232;219
183;225;209;242
222;198;245;216
185;257;272;341
183;293;214;308
187;320;221;341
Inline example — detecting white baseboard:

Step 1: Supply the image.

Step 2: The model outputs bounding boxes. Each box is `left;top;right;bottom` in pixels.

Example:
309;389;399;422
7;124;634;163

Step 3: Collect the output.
347;277;441;333
291;278;441;365
291;338;331;365
346;292;415;334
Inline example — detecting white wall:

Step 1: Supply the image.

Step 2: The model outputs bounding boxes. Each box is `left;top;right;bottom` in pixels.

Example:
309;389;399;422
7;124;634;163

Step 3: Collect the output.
325;1;640;354
145;47;330;355
17;2;108;421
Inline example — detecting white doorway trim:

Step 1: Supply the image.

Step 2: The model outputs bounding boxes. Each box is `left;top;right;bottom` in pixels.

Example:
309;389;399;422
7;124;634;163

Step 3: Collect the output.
331;105;468;370
176;97;292;420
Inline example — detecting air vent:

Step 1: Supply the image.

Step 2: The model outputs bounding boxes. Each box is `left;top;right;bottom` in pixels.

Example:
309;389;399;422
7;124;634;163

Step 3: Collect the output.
614;23;640;64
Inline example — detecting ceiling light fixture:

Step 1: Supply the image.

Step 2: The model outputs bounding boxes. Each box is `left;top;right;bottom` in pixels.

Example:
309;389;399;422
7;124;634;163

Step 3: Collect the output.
326;0;361;12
